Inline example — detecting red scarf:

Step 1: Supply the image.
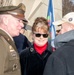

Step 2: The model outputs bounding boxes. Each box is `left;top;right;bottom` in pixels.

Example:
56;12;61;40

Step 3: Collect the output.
34;42;48;55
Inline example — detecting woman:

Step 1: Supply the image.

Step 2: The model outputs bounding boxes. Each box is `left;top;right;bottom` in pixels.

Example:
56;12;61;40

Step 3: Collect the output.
20;17;52;75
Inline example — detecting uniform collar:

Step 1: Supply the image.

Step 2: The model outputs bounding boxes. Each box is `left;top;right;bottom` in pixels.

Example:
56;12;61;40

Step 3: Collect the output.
0;29;17;50
0;28;13;41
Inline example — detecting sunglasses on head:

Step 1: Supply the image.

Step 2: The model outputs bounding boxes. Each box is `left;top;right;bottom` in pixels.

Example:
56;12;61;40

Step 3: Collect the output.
34;33;48;38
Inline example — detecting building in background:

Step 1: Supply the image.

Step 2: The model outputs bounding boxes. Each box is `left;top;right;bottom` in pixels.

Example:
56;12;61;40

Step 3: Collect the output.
22;0;62;25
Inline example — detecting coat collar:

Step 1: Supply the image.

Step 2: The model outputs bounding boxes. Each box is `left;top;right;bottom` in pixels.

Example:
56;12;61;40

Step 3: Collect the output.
54;30;74;49
29;42;52;54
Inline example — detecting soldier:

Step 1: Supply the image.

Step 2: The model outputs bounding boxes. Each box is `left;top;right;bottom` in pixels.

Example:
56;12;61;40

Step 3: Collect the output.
0;3;26;75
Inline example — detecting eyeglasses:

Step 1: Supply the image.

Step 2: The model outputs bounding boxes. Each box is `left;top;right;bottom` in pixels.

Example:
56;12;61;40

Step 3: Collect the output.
34;33;48;38
56;30;61;33
17;19;23;23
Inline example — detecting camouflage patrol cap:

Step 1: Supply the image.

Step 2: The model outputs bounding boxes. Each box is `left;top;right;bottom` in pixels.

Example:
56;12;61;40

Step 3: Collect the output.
0;3;26;20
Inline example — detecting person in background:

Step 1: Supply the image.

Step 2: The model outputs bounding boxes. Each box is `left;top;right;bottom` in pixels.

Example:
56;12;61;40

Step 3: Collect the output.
20;17;53;75
43;12;74;75
0;3;26;75
13;20;31;53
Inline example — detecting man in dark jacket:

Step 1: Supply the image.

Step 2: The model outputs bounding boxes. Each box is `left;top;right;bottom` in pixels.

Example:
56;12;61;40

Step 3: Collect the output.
13;33;31;53
13;20;31;53
43;12;74;75
13;24;31;53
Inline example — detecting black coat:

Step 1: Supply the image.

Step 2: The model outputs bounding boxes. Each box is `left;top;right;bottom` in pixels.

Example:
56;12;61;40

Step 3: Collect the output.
20;43;52;75
43;40;74;75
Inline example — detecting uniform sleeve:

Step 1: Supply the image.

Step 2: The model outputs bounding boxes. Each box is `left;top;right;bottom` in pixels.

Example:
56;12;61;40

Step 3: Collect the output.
0;40;7;75
43;54;66;75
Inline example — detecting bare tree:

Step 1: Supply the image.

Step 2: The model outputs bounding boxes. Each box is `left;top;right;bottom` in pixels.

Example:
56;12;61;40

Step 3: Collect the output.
62;0;74;16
